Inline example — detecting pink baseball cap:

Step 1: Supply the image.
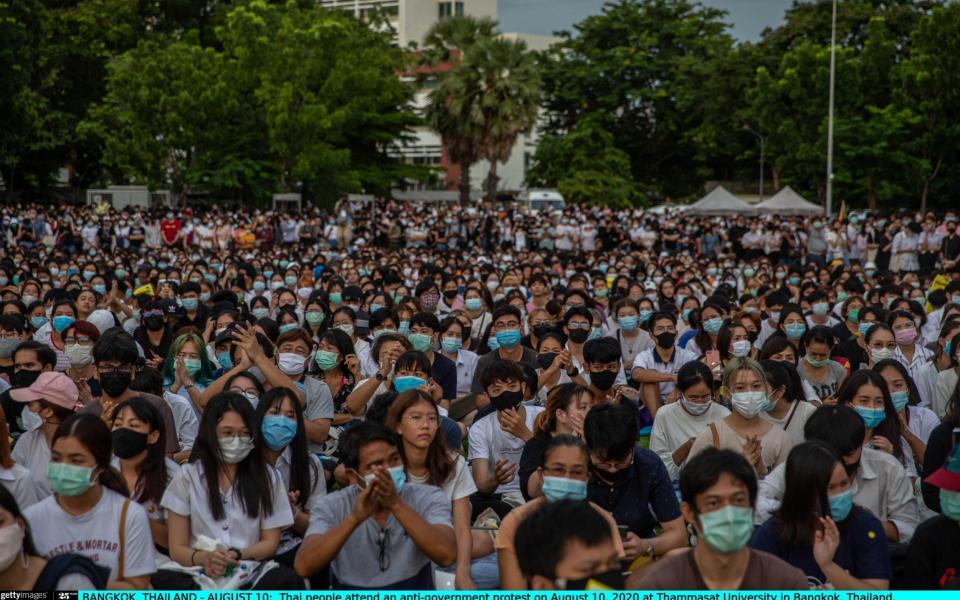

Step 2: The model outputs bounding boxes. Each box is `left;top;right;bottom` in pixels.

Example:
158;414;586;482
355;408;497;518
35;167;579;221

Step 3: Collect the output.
10;371;81;411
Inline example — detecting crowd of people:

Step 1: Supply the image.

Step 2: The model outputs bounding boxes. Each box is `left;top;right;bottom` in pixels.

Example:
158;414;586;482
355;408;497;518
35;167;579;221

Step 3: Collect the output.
0;198;958;591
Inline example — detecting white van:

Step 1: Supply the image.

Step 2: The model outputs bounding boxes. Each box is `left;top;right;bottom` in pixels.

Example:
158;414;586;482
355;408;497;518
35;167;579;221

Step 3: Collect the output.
520;189;566;212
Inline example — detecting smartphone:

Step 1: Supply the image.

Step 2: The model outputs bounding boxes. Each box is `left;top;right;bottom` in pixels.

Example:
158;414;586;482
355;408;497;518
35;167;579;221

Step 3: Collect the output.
617;525;630;542
705;350;720;367
615;385;640;401
953;427;960;447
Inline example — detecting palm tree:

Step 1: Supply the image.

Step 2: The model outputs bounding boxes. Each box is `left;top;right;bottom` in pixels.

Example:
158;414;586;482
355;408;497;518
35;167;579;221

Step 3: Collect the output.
461;37;540;202
420;16;496;205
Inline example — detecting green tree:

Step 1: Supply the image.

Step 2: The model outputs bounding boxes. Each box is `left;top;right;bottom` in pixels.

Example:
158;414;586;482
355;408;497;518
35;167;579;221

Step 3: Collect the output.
528;116;637;207
81;0;419;205
537;0;736;199
897;3;960;211
456;36;540;201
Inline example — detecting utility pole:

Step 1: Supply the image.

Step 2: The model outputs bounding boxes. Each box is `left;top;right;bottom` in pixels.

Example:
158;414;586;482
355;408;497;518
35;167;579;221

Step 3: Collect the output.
825;0;837;217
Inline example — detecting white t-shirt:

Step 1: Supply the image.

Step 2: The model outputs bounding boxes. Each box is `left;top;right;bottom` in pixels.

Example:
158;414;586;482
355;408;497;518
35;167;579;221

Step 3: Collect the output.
632;346;700;402
25;487;157;580
161;462;294;550
11;428;52;498
0;464;40;509
905;405;940;445
760;400;819;444
649;401;730;481
407;454;477;503
467;406;544;496
163;391;199;449
272;449;327;554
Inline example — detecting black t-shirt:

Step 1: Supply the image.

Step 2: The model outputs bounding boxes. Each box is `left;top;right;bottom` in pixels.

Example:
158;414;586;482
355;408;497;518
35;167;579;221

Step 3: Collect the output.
905;515;960;589
921;421;956;513
133;326;173;363
944;234;960;263
518;431;551;502
177;305;209;333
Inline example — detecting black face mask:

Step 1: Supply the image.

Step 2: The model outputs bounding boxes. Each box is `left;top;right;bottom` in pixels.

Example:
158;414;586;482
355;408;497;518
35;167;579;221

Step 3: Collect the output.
563;568;625;591
443;289;458;300
533;324;555;339
11;369;41;389
655;331;676;348
568;328;589;344
536;352;557;370
593;460;632;484
144;316;165;331
590;369;617;391
491;389;523;411
100;370;131;398
112;427;149;459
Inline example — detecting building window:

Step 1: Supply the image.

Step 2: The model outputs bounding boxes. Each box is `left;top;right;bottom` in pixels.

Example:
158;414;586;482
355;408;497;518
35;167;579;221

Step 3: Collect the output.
455;2;464;16
439;2;452;19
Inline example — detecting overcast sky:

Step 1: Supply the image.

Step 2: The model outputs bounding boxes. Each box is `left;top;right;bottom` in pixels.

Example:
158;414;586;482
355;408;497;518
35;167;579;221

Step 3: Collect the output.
499;0;795;41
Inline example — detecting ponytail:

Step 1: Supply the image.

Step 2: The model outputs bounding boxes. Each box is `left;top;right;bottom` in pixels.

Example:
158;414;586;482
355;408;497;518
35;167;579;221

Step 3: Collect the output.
97;465;131;497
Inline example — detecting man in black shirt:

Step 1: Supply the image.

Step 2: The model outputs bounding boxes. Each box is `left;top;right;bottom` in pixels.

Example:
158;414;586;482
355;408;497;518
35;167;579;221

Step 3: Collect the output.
942;214;960;272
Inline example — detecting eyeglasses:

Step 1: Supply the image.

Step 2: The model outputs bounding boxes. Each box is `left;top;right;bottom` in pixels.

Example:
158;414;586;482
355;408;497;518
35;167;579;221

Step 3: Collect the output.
377;528;390;571
404;413;438;425
567;322;591;331
543;465;588;478
98;366;133;376
63;336;93;345
591;453;634;472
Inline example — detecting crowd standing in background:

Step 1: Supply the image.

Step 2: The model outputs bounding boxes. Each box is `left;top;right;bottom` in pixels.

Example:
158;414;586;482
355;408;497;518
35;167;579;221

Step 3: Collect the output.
0;198;958;591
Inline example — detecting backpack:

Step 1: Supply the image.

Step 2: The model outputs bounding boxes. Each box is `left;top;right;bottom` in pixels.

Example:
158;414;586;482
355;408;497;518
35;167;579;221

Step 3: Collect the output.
33;554;110;591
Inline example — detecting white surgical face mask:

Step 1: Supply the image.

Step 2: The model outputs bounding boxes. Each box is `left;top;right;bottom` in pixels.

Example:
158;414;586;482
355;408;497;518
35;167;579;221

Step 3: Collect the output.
871;347;895;363
65;343;93;368
681;396;711;416
0;523;25;571
730;391;767;419
277;352;306;377
730;340;752;358
218;436;254;464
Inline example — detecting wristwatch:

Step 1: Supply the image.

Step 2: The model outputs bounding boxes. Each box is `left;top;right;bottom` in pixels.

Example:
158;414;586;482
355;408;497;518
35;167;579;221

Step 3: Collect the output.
566;367;579;378
642;539;654;557
375;372;387;382
228;547;242;561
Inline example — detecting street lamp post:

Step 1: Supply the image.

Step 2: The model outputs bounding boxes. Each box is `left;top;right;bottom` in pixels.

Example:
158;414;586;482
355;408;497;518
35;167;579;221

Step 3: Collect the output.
825;0;838;217
744;125;765;202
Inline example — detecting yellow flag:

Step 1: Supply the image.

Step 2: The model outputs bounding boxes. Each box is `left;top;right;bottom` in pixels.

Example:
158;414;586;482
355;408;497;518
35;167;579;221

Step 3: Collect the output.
926;275;950;313
133;284;154;297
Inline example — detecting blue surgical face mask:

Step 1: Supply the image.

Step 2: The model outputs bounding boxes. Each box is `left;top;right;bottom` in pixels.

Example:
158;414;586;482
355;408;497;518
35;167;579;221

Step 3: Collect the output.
388;465;406;493
588;327;603;341
854;405;886;429
697;505;754;554
217;351;233;370
638;309;652;323
52;315;75;334
785;323;806;340
465;298;482;311
702;317;723;335
618;315;639;332
441;337;462;354
398;320;410;335
487;336;500;350
828;488;853;522
393;375;426;393
890;390;910;412
181;297;198;311
408;332;433;352
279;323;298;334
31;316;48;330
261;415;297;451
858;322;873;337
495;328;521;349
541;476;588;502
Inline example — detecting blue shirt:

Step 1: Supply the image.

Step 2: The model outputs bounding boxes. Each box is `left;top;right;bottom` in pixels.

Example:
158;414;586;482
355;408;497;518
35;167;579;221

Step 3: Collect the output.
587;447;680;538
430;352;457;401
750;508;890;586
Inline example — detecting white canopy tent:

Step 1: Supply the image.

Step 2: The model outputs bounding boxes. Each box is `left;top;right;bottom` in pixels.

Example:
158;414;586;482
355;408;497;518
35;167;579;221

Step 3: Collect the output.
686;186;756;216
754;186;824;216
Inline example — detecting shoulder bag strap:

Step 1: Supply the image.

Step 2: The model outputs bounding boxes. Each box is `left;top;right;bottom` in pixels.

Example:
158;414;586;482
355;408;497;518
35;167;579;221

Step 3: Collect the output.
117;498;130;581
709;422;720;449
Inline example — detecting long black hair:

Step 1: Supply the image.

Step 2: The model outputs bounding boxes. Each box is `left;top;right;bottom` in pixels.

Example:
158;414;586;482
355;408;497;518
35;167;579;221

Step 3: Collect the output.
777;441;849;546
309;329;356;378
110;397;169;507
53;414;129;498
193;392;274;520
836;369;904;463
255;387;318;511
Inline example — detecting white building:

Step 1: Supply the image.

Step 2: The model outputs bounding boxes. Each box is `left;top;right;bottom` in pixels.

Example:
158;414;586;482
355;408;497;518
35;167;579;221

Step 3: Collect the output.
320;0;497;47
